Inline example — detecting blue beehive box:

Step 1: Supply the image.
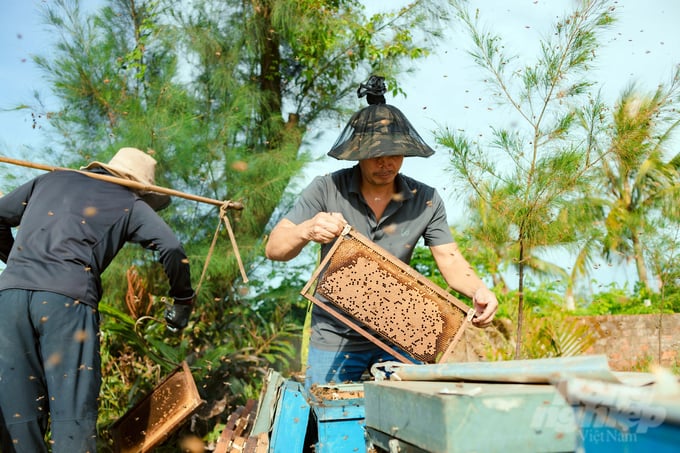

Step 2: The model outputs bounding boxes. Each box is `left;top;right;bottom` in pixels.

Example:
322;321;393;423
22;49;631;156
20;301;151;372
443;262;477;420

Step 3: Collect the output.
308;383;367;453
557;376;680;453
267;379;311;453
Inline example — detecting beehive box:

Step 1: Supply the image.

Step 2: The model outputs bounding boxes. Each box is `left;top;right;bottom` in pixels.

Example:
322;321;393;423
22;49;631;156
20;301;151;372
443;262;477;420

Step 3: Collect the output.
301;226;474;363
364;380;577;452
557;376;680;452
308;383;367;453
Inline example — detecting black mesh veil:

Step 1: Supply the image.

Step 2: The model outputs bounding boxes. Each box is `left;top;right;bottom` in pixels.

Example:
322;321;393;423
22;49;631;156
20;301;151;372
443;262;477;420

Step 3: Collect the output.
327;76;436;161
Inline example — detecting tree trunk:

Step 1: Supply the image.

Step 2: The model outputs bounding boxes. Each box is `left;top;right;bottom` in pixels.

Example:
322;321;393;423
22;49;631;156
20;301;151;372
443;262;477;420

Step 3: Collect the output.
253;0;284;149
632;231;651;291
514;239;525;360
564;285;576;311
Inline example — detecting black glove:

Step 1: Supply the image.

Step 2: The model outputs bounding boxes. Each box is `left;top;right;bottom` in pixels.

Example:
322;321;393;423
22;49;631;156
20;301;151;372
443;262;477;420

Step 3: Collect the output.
164;299;194;333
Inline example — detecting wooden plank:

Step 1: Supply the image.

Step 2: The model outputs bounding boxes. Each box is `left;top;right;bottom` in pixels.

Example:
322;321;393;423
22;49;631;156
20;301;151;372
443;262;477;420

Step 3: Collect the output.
254;432;269;453
270;380;310;453
244;432;269;453
214;429;235;453
250;369;286;436
215;399;260;453
243;436;259;453
228;436;246;453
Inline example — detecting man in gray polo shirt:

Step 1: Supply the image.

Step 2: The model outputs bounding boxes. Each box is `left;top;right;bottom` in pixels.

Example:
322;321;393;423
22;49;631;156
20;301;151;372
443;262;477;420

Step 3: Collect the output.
265;77;498;388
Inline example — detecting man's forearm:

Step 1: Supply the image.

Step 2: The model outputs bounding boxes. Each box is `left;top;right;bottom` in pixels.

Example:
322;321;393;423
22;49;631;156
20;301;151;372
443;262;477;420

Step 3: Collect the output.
430;242;486;298
265;219;310;261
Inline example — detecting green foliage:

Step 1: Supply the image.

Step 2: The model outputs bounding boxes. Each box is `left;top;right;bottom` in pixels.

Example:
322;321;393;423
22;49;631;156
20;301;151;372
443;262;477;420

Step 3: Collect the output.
443;0;615;275
595;72;680;289
12;0;680;448
573;283;630;315
411;246;592;360
414;243;680;360
11;0;451;446
477;282;597;361
437;0;680;357
573;281;678;315
411;245;447;288
95;274;304;449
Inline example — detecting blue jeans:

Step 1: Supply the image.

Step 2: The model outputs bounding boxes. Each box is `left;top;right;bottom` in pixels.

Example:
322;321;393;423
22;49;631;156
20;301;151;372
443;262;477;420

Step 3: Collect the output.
304;344;416;391
0;289;100;453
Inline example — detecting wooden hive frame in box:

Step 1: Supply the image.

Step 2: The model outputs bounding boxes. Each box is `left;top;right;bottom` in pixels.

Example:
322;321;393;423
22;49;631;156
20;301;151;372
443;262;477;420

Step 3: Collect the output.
110;361;204;453
301;225;475;364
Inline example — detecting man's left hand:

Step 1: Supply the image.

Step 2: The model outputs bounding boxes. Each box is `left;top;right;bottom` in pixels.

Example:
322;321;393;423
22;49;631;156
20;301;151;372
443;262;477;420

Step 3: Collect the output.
471;287;498;328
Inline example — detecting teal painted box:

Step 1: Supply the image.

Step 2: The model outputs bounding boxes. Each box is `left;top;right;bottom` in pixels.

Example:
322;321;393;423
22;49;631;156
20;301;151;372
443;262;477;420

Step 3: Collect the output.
308;383;367;453
364;380;578;452
269;379;311;453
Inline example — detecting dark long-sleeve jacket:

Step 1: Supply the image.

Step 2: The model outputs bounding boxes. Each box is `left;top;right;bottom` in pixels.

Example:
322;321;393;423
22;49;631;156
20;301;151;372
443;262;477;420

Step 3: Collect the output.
0;169;194;308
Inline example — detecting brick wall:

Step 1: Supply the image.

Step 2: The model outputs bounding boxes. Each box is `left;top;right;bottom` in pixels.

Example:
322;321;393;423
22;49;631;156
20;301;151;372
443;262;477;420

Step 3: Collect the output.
449;314;680;371
575;313;680;371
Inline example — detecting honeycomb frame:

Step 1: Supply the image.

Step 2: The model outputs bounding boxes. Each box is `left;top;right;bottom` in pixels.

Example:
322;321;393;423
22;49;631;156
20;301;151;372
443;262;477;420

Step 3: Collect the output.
301;226;475;364
111;361;204;452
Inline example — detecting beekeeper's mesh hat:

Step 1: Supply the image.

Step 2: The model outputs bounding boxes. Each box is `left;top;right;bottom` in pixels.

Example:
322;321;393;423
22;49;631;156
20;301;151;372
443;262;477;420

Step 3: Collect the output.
327;76;435;161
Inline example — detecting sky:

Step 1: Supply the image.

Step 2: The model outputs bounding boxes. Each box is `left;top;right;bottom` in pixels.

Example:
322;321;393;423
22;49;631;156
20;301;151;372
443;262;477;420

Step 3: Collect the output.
1;0;680;289
299;0;680;289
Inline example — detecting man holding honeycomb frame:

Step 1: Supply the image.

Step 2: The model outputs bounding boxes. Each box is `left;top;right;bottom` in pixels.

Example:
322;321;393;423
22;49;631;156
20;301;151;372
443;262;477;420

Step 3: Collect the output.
265;76;498;390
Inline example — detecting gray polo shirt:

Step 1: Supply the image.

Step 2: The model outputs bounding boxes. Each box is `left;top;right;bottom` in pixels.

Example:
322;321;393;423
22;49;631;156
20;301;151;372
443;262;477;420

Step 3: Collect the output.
285;165;454;350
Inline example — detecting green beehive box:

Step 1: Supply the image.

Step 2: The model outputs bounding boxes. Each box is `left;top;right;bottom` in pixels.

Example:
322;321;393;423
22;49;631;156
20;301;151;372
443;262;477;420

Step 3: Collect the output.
364;380;577;453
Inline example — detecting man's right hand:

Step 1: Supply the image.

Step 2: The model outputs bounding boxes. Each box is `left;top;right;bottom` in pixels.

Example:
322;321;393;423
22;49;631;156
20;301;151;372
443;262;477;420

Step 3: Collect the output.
265;213;347;262
304;212;347;244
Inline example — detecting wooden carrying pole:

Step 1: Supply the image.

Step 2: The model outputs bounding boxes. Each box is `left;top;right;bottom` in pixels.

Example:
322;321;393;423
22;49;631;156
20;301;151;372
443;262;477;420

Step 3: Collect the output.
0;155;249;282
0;156;243;210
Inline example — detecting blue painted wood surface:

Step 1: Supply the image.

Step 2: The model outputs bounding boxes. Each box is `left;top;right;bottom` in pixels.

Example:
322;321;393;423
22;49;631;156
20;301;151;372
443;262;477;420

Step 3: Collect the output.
270;380;311;453
309;384;367;453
